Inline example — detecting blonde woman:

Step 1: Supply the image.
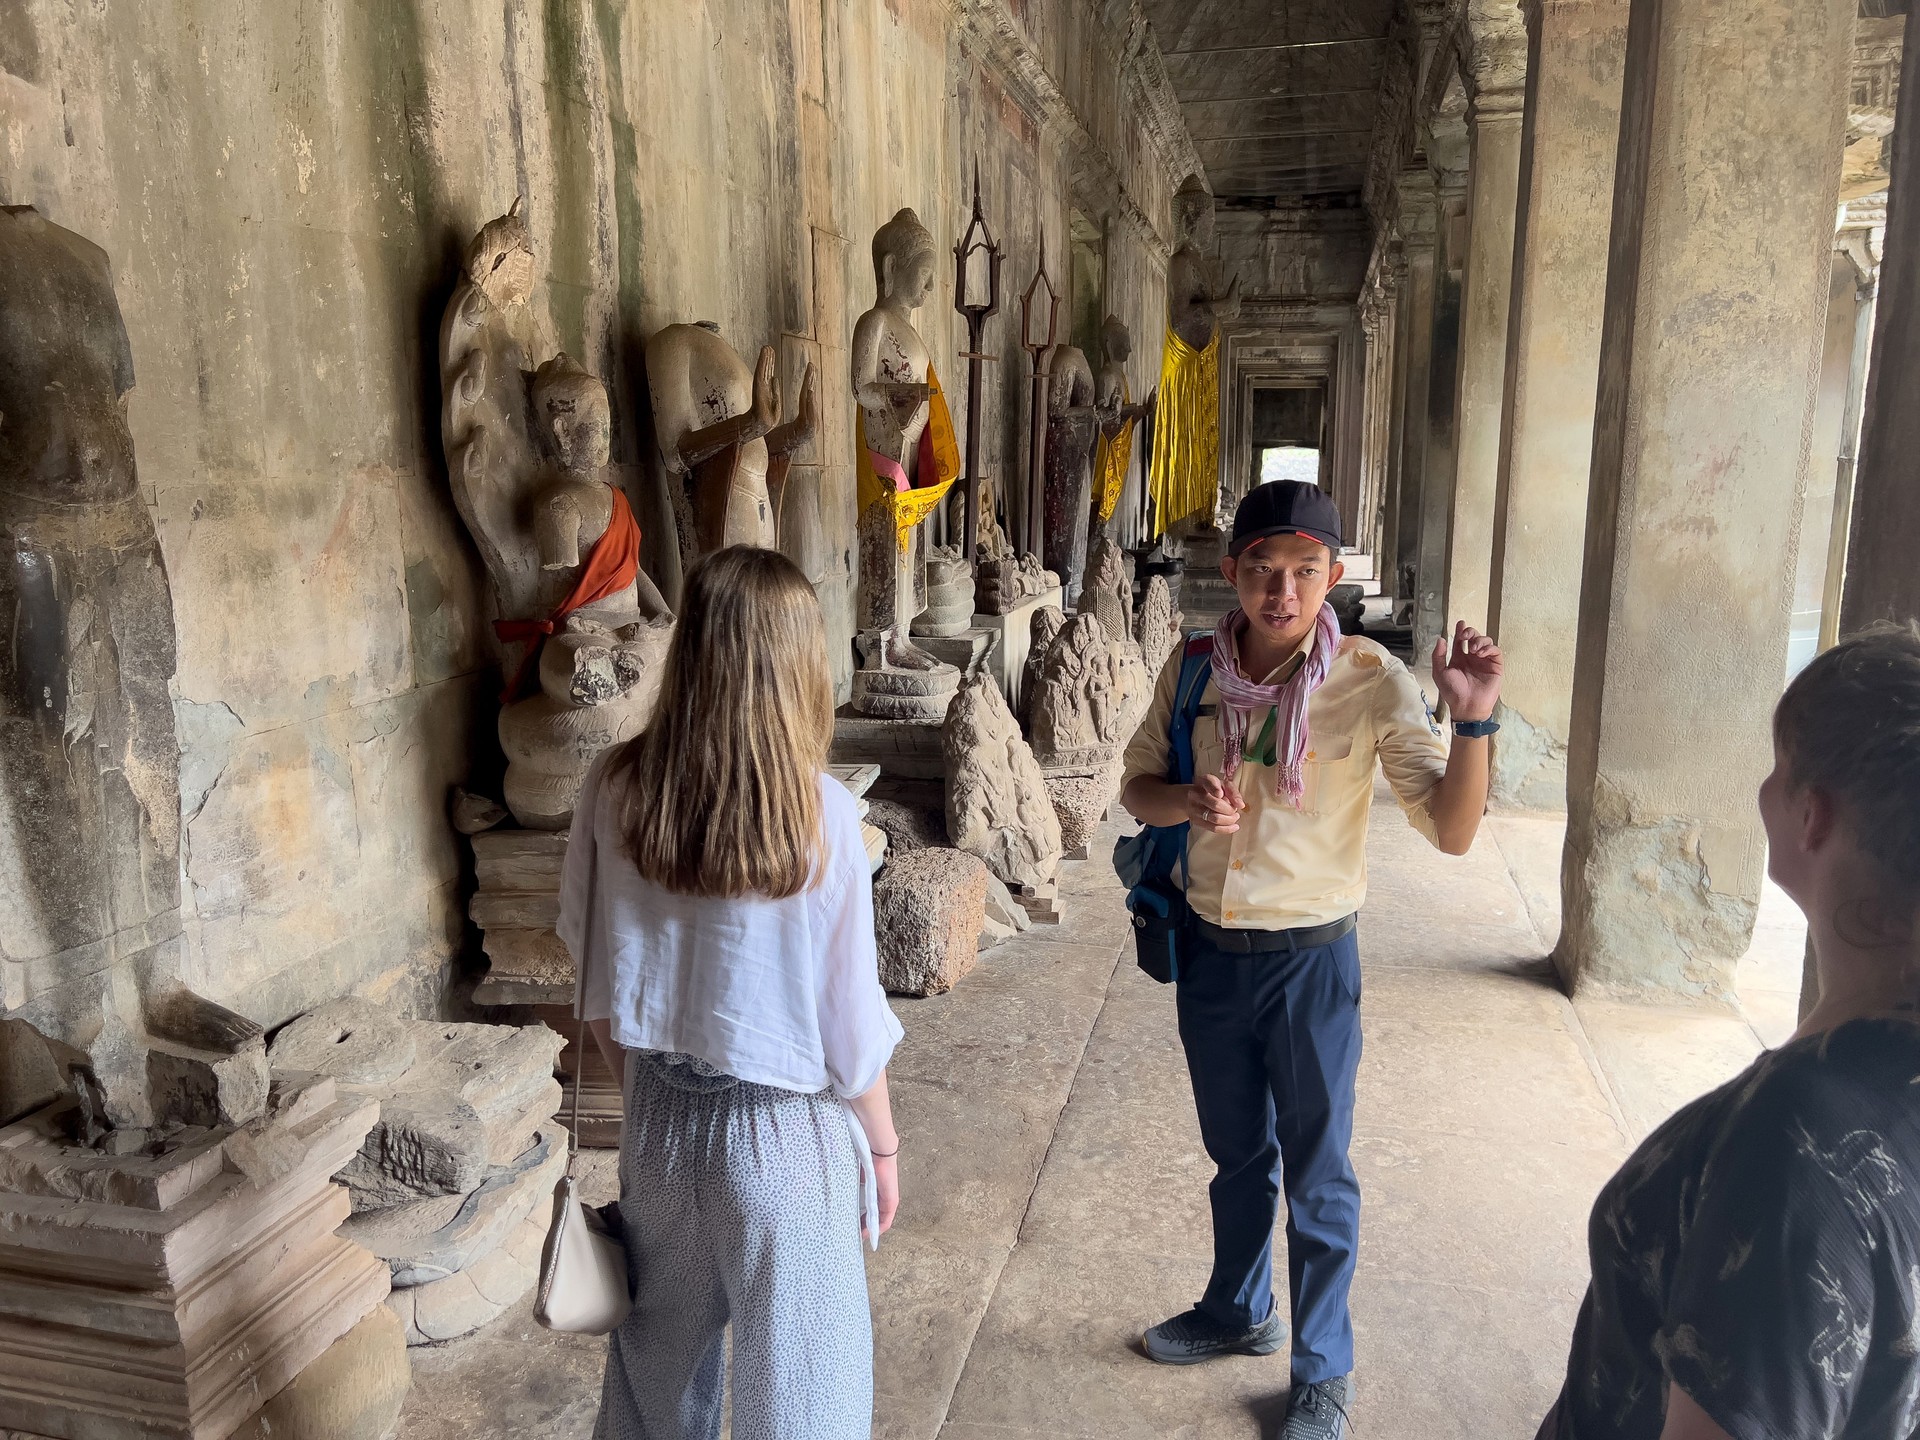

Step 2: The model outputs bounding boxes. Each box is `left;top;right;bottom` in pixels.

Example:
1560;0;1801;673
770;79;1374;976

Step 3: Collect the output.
558;546;902;1440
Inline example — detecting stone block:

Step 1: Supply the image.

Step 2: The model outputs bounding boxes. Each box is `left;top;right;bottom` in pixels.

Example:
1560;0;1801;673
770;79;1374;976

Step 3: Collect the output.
268;999;417;1088
831;710;947;782
875;849;990;997
865;798;947;854
385;1205;548;1346
337;1092;492;1213
228;1305;411;1440
145;1037;271;1130
1042;767;1121;857
342;1122;567;1288
0;1088;388;1438
469;828;568;890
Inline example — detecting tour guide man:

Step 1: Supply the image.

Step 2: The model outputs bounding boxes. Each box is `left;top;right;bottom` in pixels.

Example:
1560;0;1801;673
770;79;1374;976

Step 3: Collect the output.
1120;479;1503;1440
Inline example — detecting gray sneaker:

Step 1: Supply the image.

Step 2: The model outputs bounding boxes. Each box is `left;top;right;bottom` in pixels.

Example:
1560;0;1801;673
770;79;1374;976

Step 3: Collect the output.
1142;1306;1287;1365
1281;1374;1355;1440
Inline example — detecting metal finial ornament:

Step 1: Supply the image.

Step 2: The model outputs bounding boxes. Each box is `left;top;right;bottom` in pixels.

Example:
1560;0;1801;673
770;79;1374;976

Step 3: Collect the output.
1018;225;1064;561
952;161;1005;569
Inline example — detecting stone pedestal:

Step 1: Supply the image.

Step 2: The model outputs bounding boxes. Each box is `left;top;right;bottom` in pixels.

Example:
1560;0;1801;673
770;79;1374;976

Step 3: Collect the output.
848;659;960;722
1443;66;1525;637
1558;0;1854;1000
1486;0;1629;810
968;585;1061;716
0;1078;389;1440
470;830;572;1007
914;627;998;681
831;712;946;783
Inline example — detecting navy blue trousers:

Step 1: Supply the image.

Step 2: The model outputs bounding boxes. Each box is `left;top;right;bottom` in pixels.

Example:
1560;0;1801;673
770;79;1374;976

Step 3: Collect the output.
1174;926;1363;1383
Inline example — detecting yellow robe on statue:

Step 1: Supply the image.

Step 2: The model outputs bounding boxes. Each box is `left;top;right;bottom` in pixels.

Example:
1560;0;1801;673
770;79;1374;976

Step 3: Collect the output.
1147;326;1219;537
1091;378;1135;527
855;363;959;551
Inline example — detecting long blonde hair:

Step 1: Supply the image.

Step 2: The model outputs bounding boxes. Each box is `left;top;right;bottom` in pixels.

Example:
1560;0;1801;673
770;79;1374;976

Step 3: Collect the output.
611;546;834;898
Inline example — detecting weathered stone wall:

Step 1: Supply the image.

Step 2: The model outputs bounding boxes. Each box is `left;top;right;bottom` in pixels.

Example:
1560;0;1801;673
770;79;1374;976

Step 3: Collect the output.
0;0;1188;1030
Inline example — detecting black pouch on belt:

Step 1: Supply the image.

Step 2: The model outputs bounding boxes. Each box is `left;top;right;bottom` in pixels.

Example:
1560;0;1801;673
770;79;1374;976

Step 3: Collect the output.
1127;873;1190;984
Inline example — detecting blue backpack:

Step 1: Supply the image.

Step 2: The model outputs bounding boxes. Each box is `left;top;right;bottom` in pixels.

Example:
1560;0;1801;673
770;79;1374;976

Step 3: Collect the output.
1112;633;1214;983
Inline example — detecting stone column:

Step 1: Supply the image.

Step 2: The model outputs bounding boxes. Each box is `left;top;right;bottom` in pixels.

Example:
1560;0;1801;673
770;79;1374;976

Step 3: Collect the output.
1357;286;1398;561
1389;177;1438;614
1485;0;1629;809
1442;59;1527;637
1840;14;1920;630
1411;174;1466;661
1557;0;1856;1000
1331;314;1367;540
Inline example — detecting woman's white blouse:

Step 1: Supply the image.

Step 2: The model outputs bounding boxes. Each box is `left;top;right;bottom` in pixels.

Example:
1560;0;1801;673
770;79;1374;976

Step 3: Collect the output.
558;750;902;1100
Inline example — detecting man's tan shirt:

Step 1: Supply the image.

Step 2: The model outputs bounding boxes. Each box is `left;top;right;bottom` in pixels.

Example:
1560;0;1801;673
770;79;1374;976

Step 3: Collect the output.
1120;633;1450;930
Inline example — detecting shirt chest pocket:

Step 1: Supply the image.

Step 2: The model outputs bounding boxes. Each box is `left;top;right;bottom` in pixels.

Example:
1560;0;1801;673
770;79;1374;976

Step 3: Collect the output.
1300;732;1357;815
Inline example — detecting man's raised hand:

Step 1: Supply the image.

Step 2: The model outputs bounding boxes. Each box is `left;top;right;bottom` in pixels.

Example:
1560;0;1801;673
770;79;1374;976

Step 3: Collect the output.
1189;774;1247;834
1431;621;1504;723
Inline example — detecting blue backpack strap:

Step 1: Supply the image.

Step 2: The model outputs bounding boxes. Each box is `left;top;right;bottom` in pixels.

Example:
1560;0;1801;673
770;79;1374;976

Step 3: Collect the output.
1166;633;1214;787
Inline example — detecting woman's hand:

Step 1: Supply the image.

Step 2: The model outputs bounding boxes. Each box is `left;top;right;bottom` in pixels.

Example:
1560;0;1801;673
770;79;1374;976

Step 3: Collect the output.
867;1153;899;1239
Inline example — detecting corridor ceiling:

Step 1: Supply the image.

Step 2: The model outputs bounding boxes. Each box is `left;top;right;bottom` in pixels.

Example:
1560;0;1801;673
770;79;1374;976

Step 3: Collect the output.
1141;0;1400;201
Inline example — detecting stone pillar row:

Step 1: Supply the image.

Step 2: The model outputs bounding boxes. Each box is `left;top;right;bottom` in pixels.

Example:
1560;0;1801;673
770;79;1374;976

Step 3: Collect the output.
1368;0;1883;998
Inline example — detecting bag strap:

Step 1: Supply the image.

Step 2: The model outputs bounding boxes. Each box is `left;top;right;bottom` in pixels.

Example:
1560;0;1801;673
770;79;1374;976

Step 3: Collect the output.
1167;633;1214;787
567;1011;586;1177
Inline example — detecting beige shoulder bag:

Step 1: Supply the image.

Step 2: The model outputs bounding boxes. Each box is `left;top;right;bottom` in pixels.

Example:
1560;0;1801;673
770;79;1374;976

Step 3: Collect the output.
533;1014;633;1334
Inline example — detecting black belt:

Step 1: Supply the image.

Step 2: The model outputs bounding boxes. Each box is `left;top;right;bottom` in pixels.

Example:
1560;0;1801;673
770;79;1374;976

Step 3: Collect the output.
1189;912;1356;954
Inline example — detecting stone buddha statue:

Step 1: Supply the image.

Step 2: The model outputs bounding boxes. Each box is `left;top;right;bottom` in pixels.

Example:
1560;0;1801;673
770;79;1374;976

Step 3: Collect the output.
1150;176;1239;534
646;322;818;564
849;207;962;719
440;204;672;827
1168;175;1240;352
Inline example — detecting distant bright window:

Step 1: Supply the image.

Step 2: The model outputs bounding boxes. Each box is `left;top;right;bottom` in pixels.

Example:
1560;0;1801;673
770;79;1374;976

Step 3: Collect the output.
1259;447;1319;484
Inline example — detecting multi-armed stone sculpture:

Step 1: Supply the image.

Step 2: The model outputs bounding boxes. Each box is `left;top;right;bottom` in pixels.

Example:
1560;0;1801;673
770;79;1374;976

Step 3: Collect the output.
850;207;961;720
943;672;1062;892
647;321;817;562
441;203;673;827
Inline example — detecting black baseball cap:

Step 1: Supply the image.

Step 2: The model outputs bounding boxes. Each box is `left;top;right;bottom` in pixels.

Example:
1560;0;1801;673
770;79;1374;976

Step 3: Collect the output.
1229;480;1342;557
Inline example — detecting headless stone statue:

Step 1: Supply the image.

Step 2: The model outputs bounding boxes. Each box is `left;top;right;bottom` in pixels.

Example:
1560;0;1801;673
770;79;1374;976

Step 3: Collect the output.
0;206;266;1138
440;204;672;827
850;208;961;719
1150;176;1240;533
646;321;817;564
1040;344;1108;608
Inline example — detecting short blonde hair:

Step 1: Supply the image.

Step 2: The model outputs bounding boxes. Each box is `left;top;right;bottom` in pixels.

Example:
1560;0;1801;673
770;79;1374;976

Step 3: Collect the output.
610;547;834;899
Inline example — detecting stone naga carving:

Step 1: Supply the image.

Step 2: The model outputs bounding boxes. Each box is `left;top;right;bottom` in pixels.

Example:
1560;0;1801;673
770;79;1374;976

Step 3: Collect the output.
646;321;817;563
914;543;976;638
0;206;267;1138
440;202;673;828
850;207;962;720
1028;612;1152;771
943;671;1062;891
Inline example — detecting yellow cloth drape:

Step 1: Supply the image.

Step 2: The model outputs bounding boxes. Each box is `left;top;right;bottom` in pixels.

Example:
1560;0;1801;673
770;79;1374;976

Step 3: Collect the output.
1092;378;1134;526
856;363;959;551
1147;327;1219;537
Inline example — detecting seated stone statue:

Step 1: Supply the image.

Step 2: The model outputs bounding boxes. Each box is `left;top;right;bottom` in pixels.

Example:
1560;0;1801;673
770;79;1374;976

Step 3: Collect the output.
646;321;817;563
440;204;673;827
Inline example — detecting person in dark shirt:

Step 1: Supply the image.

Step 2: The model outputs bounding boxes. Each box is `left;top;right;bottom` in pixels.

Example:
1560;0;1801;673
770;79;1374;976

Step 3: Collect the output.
1538;625;1920;1440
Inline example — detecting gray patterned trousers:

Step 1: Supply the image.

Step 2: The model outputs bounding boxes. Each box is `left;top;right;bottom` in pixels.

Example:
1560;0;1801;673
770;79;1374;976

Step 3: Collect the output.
593;1053;873;1440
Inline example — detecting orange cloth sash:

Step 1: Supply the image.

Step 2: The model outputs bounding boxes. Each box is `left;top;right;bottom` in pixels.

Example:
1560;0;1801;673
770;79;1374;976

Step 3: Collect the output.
494;484;642;702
